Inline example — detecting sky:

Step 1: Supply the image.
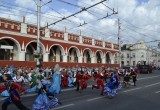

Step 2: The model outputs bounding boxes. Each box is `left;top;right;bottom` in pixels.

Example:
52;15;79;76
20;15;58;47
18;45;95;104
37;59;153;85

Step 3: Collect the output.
0;0;159;47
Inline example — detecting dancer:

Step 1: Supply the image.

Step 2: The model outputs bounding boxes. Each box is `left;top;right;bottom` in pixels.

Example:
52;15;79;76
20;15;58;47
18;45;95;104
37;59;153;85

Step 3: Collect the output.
61;68;68;87
92;68;105;95
67;68;74;87
1;75;29;110
49;64;61;94
32;77;61;110
103;73;117;98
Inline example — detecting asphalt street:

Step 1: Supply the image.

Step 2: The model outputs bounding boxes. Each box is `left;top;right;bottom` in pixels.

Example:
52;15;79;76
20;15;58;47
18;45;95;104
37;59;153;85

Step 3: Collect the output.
1;70;160;110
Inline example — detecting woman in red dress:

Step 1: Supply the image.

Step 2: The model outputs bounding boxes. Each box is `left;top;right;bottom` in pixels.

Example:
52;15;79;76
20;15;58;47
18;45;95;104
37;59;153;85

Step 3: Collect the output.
61;69;68;87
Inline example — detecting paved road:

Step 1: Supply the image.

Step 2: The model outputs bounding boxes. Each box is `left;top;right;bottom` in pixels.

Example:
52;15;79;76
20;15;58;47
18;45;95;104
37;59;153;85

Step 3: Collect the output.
1;70;160;110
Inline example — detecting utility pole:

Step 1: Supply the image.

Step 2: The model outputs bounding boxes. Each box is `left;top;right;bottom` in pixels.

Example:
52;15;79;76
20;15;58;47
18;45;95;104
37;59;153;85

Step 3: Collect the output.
118;18;121;67
36;0;41;68
35;0;52;68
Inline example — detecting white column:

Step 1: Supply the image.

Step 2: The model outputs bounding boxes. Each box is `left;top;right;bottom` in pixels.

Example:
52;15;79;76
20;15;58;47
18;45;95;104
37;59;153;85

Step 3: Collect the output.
21;23;27;34
102;41;105;48
92;39;95;46
63;54;68;62
91;56;95;63
19;51;25;61
102;57;106;64
20;16;27;34
78;55;83;63
111;43;114;49
43;53;49;62
79;36;82;43
110;56;114;64
64;33;68;41
45;28;50;38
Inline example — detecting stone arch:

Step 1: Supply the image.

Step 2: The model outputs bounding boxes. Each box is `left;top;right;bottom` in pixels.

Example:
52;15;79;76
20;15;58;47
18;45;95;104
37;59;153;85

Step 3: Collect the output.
105;51;112;64
83;48;93;63
0;37;21;60
25;40;45;53
113;52;119;64
25;40;45;61
67;46;80;63
49;44;65;62
95;50;103;63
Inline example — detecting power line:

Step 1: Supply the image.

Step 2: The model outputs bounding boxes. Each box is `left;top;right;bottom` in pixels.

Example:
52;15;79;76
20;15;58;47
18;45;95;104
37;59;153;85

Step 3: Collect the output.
42;0;107;28
56;0;81;8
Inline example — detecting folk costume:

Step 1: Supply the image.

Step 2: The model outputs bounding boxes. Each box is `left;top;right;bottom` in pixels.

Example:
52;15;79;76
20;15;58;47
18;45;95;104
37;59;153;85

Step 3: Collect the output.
92;72;105;95
2;81;29;110
103;74;116;97
61;69;68;87
49;64;61;94
68;70;74;87
32;78;60;110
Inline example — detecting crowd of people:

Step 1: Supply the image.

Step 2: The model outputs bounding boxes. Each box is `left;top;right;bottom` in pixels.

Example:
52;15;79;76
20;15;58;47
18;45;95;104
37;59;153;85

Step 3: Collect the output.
0;64;138;110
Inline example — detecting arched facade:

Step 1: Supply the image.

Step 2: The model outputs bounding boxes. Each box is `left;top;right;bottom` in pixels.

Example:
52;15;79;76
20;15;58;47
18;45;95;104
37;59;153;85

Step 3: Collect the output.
83;48;92;63
0;17;119;67
95;50;103;63
0;37;20;61
67;46;80;63
25;40;45;61
105;52;112;64
49;44;65;62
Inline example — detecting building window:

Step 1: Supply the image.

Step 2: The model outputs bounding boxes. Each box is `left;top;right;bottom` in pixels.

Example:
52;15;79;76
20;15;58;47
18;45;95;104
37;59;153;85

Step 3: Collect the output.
133;61;135;66
127;54;129;58
132;53;135;58
127;61;129;65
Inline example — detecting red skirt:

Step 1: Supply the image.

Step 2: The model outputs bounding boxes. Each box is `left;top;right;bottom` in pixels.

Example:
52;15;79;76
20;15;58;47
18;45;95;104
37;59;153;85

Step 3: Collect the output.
79;80;87;89
0;85;6;93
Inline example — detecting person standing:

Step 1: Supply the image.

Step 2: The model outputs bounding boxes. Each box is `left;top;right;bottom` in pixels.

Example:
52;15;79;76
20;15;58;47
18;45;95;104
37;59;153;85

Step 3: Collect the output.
131;69;138;86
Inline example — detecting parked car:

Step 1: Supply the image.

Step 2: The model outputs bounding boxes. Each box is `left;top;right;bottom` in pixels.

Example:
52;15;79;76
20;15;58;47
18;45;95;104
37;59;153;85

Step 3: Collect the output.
138;65;153;74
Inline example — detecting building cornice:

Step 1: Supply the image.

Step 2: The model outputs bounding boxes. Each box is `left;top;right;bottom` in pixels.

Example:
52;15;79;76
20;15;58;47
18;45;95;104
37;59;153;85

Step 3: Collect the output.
0;29;118;52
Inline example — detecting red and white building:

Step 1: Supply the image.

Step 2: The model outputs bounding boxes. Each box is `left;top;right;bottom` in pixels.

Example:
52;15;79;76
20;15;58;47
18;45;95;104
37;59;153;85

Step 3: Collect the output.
0;17;119;67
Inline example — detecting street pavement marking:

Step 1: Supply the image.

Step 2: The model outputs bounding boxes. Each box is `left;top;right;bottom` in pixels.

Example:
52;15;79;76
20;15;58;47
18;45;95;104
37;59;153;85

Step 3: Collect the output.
63;94;92;102
144;82;160;88
53;103;75;110
155;91;160;94
123;87;142;93
123;82;160;93
138;75;160;80
87;96;103;102
62;85;92;92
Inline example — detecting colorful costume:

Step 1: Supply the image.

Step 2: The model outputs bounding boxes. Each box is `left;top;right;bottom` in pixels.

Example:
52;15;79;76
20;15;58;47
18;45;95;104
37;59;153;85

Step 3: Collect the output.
32;82;60;110
92;73;104;95
104;74;122;97
49;71;61;94
61;71;68;87
68;71;74;87
2;81;29;110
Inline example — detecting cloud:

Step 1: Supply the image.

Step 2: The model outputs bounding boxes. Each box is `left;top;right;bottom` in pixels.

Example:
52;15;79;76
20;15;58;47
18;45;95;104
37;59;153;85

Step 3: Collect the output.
15;0;36;9
0;0;159;46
